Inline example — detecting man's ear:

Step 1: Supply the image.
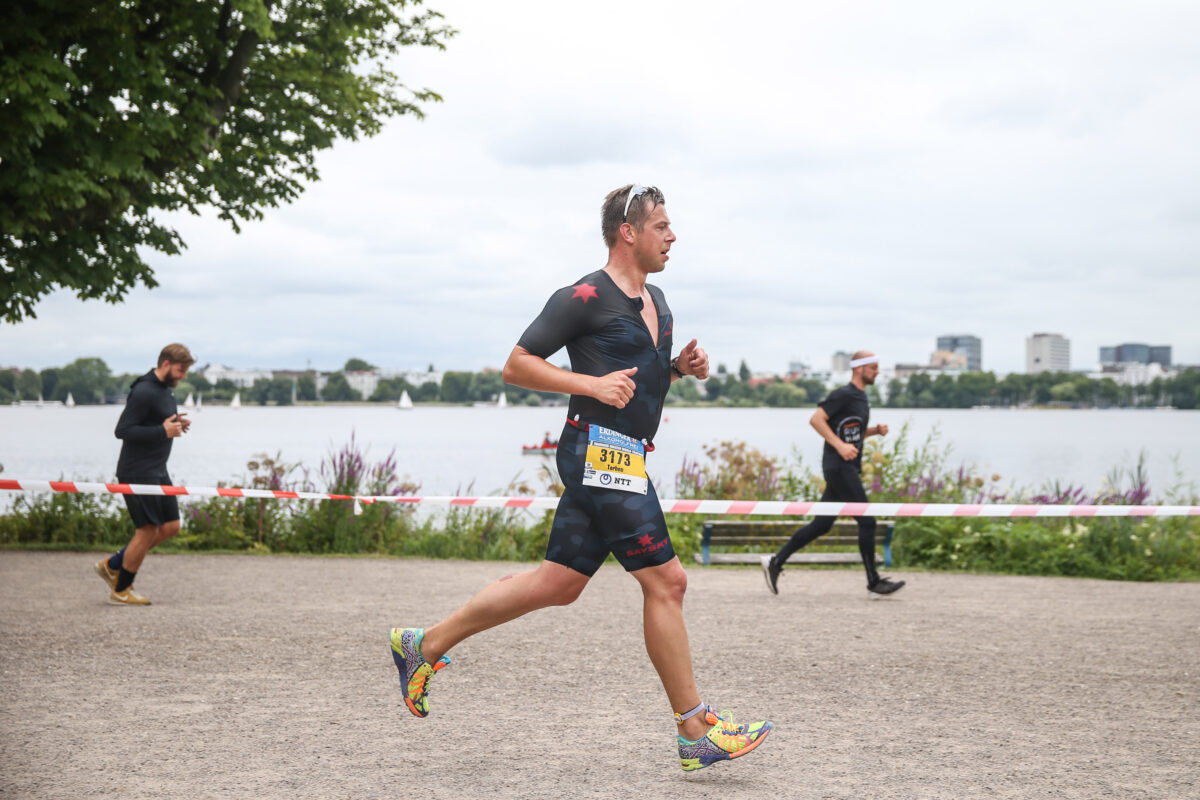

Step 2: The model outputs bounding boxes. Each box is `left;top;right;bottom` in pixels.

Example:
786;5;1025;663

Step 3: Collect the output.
620;222;636;244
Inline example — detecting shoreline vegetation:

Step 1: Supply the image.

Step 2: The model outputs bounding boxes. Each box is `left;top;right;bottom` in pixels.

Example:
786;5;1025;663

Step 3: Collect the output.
2;426;1197;581
4;357;1199;410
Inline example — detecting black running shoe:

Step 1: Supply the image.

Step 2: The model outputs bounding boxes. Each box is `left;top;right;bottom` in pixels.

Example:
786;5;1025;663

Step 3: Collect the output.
867;577;906;598
761;555;781;595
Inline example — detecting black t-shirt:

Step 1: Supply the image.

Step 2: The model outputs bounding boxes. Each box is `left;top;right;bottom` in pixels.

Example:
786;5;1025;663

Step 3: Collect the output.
114;370;178;479
517;269;674;442
818;383;870;472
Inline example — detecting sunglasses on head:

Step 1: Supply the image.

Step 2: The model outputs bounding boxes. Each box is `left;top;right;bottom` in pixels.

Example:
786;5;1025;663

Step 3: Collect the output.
622;184;648;221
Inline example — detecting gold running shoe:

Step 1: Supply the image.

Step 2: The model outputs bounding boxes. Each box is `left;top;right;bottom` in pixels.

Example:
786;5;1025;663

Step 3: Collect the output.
94;558;119;591
109;588;151;606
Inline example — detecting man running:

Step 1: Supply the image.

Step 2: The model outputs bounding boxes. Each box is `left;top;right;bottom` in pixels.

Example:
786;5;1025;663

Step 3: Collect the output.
761;350;905;598
94;343;195;605
389;184;772;771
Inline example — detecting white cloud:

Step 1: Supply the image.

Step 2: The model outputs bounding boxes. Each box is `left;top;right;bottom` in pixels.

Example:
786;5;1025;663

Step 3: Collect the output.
4;0;1199;375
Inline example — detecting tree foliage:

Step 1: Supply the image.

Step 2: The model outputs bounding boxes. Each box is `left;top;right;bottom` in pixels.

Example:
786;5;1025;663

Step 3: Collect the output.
1;0;454;322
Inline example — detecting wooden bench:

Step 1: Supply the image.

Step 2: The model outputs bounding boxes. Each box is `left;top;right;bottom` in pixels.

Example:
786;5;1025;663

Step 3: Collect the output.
694;519;895;567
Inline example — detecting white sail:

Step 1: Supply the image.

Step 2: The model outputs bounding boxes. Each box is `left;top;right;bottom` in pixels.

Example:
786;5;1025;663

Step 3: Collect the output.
65;392;76;408
398;390;413;410
197;393;203;410
184;392;195;409
231;391;241;409
497;392;508;409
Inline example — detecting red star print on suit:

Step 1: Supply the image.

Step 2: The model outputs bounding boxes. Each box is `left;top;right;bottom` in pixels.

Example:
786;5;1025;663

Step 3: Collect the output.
571;283;599;303
637;534;655;546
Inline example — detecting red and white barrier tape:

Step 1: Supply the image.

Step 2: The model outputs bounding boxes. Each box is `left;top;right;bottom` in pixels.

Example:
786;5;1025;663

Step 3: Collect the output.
2;479;1198;517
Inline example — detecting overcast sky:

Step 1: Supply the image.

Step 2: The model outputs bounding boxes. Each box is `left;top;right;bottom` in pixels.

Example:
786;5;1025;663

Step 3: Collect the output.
5;0;1199;376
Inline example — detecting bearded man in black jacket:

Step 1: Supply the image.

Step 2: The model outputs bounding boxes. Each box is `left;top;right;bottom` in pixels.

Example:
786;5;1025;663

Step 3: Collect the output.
94;343;195;605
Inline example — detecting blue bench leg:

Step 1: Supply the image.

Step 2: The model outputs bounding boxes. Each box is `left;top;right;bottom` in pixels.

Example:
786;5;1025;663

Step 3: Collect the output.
702;522;712;566
883;523;894;567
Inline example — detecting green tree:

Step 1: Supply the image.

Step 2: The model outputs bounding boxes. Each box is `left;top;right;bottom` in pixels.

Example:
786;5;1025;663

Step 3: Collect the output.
0;370;15;395
763;382;807;407
297;374;317;401
1;1;455;322
668;377;703;403
906;373;933;407
996;373;1030;406
321;372;360;402
54;357;112;403
738;360;752;382
795;379;827;403
248;376;294;405
439;371;474;403
472;371;504;403
344;358;377;371
1049;381;1078;403
931;373;958;407
411;381;439;402
16;369;42;400
39;368;61;400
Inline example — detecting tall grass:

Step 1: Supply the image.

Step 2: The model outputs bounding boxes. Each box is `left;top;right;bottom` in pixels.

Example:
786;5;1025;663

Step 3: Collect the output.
2;429;1196;580
669;424;1200;580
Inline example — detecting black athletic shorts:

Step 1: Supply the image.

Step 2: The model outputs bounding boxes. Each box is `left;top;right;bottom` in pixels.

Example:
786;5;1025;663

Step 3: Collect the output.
545;421;676;577
117;474;180;529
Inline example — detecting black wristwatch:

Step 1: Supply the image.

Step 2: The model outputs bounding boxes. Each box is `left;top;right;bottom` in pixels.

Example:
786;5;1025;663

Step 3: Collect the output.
670;357;685;378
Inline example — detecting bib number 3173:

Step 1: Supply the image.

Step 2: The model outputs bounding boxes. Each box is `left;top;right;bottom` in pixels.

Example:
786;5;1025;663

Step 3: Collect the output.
583;425;648;495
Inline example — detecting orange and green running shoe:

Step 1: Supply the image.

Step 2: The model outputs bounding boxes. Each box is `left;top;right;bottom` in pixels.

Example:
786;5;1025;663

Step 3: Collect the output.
678;714;772;771
389;627;450;718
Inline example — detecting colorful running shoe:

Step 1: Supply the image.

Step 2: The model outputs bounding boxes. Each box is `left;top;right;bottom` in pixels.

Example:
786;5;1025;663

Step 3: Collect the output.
94;559;118;591
389;627;450;718
705;706;748;734
679;715;772;771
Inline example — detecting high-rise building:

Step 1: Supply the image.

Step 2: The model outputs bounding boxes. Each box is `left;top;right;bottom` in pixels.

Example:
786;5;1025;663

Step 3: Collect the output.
936;335;982;372
1099;343;1171;367
831;351;853;372
1026;333;1071;374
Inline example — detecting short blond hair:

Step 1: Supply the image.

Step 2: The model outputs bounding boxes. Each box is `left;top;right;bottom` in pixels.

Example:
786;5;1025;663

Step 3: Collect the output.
158;343;195;368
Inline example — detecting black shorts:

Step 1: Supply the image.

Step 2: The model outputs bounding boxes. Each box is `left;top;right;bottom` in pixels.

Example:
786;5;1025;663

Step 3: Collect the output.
118;475;180;529
545;421;676;577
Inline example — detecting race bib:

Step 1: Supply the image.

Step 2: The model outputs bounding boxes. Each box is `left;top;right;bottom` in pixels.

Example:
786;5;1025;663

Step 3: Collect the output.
582;425;648;494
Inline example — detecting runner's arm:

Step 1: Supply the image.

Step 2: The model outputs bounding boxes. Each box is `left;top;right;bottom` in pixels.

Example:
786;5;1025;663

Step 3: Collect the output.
810;407;857;460
114;387;168;442
503;347;637;408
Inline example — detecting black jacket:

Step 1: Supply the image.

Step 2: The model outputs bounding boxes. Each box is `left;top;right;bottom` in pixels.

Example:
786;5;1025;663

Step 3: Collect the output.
114;370;178;479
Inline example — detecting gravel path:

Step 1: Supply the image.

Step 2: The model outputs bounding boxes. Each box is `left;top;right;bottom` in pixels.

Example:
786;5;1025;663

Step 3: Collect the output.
1;551;1197;799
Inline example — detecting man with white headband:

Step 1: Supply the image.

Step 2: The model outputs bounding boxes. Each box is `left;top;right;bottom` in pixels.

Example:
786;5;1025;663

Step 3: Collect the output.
761;349;906;597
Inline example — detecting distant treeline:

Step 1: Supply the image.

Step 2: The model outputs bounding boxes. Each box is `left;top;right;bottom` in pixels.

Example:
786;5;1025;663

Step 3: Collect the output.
5;358;1199;410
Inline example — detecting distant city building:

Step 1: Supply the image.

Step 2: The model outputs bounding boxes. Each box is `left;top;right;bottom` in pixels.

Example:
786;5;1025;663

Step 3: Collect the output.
936;334;982;372
1026;333;1071;374
1099;343;1171;368
893;360;963;381
831;351;853;372
196;363;273;388
929;349;968;370
1091;362;1175;386
344;370;380;399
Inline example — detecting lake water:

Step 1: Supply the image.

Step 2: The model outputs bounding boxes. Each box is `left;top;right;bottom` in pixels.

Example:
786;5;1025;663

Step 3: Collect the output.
1;405;1196;503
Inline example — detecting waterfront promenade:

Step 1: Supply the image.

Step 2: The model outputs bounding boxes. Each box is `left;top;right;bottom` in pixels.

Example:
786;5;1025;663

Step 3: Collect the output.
1;552;1196;799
